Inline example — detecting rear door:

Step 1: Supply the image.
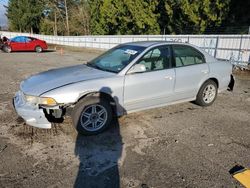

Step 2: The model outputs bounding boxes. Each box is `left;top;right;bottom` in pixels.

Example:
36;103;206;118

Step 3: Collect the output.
25;37;35;51
172;45;209;100
124;45;176;111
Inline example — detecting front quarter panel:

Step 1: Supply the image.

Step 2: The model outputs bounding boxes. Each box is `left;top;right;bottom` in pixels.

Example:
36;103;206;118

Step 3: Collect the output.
40;75;124;114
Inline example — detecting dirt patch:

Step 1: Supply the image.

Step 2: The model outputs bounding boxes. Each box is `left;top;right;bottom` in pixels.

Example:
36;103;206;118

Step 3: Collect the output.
0;49;250;187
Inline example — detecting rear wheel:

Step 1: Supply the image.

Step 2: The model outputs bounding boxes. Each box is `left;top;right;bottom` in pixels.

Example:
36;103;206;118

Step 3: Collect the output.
35;46;42;53
72;96;113;135
195;80;218;106
3;45;11;53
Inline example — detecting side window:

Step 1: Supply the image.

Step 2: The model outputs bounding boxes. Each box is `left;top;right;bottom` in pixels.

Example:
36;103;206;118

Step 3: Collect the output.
173;46;205;67
26;37;32;42
11;36;27;43
137;46;171;72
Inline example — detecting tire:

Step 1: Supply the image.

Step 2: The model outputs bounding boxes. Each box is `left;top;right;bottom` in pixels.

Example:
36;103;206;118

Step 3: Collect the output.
195;80;218;107
3;45;11;53
72;96;113;135
35;46;42;53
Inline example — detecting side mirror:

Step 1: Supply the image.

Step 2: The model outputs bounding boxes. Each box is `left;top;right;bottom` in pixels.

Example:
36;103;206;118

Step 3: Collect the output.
127;64;146;74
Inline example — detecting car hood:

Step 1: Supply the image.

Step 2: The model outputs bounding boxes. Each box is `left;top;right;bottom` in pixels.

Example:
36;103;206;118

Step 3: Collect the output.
20;64;115;96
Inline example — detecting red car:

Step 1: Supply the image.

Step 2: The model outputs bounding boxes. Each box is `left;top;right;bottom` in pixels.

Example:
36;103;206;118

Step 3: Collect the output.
3;36;48;53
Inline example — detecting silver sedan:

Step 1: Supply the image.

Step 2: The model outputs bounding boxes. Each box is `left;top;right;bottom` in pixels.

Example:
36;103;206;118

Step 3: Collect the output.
13;41;234;135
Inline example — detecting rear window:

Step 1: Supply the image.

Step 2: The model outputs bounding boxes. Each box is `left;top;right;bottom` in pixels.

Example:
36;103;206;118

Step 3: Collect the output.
173;45;205;67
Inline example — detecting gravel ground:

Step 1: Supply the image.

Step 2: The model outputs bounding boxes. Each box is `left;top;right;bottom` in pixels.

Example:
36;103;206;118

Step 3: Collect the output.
0;47;250;188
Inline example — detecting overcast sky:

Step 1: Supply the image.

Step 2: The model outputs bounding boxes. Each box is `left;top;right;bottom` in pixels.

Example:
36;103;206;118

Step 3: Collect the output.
0;0;8;27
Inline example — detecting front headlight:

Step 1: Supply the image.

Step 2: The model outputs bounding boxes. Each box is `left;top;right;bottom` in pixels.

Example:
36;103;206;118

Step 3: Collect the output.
25;95;40;105
25;95;57;106
39;97;57;106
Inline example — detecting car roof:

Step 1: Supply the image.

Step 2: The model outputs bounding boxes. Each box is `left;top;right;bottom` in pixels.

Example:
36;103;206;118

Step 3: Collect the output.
123;41;185;47
11;36;37;39
121;40;217;63
11;36;27;39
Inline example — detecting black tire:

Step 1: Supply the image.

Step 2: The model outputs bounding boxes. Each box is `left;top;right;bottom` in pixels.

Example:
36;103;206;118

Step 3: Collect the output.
72;96;113;135
195;80;218;107
35;46;42;53
3;45;11;53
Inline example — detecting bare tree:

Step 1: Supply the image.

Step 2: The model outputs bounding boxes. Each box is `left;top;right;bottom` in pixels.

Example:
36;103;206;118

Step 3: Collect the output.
69;1;90;35
41;0;90;36
64;0;70;35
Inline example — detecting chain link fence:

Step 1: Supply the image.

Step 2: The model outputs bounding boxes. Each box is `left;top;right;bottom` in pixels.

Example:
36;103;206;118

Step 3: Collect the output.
1;31;250;69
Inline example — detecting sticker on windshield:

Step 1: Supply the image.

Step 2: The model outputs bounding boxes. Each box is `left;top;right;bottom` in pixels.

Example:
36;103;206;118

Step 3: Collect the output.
124;49;138;55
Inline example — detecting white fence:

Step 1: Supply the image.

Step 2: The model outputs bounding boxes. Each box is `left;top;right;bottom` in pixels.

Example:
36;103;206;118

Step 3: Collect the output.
1;31;250;63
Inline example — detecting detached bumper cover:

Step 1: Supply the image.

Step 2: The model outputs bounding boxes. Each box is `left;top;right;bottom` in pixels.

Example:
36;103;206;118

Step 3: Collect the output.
13;91;51;129
228;74;235;91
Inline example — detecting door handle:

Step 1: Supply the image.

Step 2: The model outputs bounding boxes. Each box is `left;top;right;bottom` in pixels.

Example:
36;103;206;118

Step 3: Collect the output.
201;70;209;74
165;76;173;80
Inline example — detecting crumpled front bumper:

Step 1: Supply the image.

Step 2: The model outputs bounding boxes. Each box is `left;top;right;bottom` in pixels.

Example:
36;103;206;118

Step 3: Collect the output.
13;91;52;129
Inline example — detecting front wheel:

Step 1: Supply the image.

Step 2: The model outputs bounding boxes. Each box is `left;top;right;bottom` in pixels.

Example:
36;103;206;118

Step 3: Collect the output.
195;80;218;106
72;96;113;135
3;45;11;53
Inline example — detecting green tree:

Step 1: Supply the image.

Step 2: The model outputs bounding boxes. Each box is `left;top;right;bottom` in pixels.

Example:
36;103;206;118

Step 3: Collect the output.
40;16;55;35
222;0;250;34
90;0;160;35
158;0;230;34
6;0;44;33
5;0;245;35
40;0;67;35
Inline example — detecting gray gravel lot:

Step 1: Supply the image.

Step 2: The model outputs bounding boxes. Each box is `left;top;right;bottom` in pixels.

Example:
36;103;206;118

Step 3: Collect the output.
0;47;250;188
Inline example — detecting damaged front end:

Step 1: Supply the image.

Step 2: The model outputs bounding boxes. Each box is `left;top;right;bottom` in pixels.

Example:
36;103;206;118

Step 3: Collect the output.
13;91;66;129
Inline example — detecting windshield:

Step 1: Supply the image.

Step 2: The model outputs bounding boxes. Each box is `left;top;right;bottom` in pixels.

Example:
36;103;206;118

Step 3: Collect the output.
87;45;146;73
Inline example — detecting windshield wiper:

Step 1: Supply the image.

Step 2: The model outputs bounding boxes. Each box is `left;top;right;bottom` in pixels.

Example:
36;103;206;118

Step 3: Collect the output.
86;62;100;69
86;62;117;73
87;63;103;71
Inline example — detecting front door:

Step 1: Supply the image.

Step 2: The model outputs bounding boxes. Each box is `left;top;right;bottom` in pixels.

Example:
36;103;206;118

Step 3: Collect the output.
10;41;26;51
10;36;26;51
124;45;175;112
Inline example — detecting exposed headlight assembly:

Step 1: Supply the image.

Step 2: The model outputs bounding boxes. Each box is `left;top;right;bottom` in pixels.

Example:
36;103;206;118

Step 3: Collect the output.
25;95;57;106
